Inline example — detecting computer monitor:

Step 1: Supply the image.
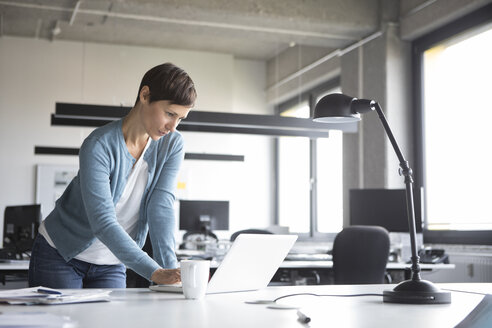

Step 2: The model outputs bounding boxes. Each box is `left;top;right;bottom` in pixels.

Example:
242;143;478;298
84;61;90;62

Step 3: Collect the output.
3;204;42;255
349;188;424;233
179;200;229;232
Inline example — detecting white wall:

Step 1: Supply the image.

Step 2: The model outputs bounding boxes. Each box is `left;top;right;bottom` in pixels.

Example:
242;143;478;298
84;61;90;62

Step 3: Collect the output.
177;132;274;240
0;36;273;243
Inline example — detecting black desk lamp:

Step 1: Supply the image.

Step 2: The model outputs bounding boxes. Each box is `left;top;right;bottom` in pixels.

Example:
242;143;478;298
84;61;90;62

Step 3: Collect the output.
313;93;451;304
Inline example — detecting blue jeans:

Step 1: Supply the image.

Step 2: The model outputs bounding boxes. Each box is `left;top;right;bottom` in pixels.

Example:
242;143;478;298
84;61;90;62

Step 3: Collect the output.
28;234;127;288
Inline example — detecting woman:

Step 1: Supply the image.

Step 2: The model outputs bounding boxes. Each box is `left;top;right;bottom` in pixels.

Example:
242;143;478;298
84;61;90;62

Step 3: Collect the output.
28;63;196;288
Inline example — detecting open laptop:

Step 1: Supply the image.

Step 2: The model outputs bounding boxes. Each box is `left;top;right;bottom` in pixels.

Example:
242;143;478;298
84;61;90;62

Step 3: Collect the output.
149;234;297;294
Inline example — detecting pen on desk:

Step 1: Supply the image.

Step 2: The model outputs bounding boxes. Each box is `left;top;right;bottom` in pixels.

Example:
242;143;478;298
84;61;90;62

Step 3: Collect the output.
297;310;311;324
37;288;62;295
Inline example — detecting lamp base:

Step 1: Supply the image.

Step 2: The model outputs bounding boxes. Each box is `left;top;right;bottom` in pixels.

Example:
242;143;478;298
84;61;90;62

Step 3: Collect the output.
383;279;451;304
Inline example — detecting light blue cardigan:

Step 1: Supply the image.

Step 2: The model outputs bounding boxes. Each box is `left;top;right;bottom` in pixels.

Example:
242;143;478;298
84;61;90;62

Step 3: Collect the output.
44;119;183;280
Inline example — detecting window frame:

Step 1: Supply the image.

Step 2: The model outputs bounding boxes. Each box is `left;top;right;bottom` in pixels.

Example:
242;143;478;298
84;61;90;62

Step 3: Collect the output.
412;3;492;245
274;78;342;241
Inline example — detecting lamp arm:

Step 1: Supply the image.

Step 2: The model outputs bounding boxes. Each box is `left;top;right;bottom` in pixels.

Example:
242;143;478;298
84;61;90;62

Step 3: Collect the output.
372;102;422;281
372;102;405;163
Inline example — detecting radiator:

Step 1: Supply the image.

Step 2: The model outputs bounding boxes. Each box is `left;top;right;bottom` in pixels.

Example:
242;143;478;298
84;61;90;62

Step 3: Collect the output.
451;253;492;282
421;252;492;283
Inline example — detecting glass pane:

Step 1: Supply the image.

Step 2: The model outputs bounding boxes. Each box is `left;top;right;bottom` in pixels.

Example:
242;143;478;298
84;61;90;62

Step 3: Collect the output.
278;101;310;233
317;130;343;232
423;24;492;230
278;136;310;233
281;101;310;118
316;87;343;233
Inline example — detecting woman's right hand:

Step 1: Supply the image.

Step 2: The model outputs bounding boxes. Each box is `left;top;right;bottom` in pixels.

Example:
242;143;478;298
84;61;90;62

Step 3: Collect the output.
151;268;181;285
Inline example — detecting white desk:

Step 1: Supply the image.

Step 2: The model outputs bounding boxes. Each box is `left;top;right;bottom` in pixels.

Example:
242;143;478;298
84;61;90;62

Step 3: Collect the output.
0;260;455;271
0;283;489;327
273;261;455;285
0;260;29;271
278;260;454;270
0;261;455;286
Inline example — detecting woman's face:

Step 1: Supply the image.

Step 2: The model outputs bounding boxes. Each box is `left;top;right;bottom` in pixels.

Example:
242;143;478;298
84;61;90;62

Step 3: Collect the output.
141;99;191;141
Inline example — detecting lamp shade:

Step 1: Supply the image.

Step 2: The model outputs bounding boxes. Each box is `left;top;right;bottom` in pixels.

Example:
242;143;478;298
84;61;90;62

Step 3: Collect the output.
313;93;375;123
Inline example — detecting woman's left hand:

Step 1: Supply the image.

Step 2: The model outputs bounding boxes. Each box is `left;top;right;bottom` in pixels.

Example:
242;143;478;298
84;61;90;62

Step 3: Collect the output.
150;268;181;285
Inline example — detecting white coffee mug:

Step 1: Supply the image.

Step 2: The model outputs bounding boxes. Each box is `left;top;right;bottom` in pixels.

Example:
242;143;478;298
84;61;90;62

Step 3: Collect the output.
180;260;210;300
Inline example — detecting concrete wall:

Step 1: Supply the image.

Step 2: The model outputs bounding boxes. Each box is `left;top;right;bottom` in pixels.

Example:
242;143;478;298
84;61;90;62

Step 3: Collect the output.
266;45;341;105
0;36;273;243
400;0;492;40
338;23;411;227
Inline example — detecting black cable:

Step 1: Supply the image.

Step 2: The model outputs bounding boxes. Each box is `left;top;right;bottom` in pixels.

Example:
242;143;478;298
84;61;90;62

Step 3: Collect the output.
274;289;489;303
274;292;383;303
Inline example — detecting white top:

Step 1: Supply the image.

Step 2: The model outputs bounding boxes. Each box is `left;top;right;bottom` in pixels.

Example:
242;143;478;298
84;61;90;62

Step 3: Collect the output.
0;283;488;327
0;260;456;271
39;138;151;265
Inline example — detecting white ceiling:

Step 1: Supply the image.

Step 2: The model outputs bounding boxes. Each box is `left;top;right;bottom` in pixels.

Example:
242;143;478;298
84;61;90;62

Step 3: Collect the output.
0;0;382;60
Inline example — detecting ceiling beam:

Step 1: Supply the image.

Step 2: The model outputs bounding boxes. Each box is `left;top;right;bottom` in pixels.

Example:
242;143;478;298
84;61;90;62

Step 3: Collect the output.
0;0;365;41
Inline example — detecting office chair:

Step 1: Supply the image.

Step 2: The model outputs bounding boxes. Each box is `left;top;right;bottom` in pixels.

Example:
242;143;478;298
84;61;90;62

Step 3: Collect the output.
332;226;390;284
3;204;41;259
230;229;273;242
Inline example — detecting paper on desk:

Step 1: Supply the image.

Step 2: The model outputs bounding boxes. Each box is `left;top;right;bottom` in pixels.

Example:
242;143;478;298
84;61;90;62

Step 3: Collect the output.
0;312;75;327
0;287;111;305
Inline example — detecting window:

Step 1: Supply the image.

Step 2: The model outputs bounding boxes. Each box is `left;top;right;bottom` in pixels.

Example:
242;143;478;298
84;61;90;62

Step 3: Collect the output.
278;100;311;233
276;80;343;238
414;5;492;244
316;129;343;232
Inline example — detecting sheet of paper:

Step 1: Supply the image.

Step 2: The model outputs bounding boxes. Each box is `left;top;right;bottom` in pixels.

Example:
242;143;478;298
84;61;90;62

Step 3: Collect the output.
0;287;111;305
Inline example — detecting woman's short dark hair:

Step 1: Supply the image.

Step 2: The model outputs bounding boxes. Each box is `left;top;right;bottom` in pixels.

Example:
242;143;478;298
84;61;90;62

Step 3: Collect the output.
135;62;197;107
